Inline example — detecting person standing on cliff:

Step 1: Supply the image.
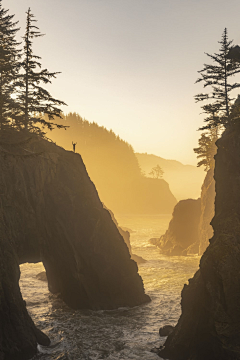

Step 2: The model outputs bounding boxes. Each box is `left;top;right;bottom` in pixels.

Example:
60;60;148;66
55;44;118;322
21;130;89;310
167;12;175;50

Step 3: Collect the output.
72;142;77;152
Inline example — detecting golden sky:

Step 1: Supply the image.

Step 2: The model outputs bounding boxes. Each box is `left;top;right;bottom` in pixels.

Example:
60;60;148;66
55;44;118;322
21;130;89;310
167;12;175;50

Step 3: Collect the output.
6;0;240;164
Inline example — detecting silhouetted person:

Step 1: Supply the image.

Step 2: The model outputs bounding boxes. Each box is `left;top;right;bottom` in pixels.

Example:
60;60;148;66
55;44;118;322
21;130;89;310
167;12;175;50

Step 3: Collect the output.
72;141;77;152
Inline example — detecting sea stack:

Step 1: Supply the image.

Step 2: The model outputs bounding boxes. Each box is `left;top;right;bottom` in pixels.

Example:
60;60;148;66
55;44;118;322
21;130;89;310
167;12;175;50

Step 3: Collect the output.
0;131;150;359
150;198;201;256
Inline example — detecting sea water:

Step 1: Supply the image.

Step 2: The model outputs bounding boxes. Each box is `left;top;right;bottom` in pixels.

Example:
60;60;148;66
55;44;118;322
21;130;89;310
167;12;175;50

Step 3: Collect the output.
20;214;200;360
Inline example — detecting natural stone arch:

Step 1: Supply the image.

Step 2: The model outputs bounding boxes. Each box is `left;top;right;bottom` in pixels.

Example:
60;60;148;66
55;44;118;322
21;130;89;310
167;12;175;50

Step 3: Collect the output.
0;132;149;359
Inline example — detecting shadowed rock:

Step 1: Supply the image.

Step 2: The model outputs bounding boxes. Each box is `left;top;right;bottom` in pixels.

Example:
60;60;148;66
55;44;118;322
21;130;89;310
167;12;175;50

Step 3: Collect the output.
159;325;174;337
150;199;201;256
36;271;47;281
0;131;150;359
159;124;240;360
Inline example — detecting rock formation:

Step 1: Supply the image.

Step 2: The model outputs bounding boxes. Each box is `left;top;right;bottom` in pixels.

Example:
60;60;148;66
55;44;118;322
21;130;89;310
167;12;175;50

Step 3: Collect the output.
0;130;150;359
36;271;47;281
150;199;201;256
159;125;240;360
198;167;215;255
159;325;174;337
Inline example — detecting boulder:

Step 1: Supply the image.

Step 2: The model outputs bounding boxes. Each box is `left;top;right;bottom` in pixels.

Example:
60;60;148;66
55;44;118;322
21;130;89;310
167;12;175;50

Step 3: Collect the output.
159;325;174;337
36;271;47;281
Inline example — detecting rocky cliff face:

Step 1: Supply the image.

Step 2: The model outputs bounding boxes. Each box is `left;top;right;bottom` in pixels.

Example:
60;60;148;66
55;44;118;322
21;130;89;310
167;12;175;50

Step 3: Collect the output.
150;199;201;256
0;131;150;359
159;125;240;360
198;167;215;255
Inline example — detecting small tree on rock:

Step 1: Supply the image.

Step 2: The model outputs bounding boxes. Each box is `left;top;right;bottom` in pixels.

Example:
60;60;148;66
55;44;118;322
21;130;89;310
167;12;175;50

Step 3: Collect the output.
194;128;218;171
149;164;164;179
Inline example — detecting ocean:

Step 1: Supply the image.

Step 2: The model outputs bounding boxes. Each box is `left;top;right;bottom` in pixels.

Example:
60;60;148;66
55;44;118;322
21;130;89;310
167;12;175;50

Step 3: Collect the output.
20;214;200;360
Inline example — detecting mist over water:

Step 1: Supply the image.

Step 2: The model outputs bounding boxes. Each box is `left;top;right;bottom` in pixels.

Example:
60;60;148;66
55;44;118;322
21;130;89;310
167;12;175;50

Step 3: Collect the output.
20;215;200;360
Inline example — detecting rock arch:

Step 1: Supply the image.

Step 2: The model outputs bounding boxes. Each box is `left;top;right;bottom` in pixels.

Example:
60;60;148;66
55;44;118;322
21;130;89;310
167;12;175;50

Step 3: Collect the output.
0;133;149;359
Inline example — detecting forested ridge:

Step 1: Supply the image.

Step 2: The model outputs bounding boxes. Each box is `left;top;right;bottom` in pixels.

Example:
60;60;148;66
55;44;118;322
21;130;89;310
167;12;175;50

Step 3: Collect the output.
48;113;177;214
48;112;141;180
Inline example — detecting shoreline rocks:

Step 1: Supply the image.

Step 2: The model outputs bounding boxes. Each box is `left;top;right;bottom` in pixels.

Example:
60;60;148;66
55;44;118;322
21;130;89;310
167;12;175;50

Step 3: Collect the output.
36;271;47;281
159;325;174;337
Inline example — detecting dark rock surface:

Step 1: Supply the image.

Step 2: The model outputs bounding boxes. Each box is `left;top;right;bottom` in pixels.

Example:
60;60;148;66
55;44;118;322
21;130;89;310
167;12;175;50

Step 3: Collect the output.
159;125;240;360
0;210;50;360
0;131;150;359
198;168;215;255
36;271;47;281
150;199;201;256
159;325;174;337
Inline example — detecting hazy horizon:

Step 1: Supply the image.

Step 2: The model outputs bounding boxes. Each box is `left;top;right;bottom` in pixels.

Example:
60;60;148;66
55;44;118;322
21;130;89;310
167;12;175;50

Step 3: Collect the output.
6;0;240;164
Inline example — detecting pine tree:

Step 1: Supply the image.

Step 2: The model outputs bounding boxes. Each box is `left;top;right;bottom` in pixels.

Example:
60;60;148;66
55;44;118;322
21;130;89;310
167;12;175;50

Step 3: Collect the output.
195;28;240;129
18;8;66;134
194;128;218;171
0;0;21;130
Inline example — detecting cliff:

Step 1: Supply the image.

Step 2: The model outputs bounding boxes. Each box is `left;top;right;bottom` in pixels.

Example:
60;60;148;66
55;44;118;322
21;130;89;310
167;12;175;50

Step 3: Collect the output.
150;199;201;256
48;113;177;214
0;130;150;359
159;125;240;360
198;168;215;255
136;153;205;200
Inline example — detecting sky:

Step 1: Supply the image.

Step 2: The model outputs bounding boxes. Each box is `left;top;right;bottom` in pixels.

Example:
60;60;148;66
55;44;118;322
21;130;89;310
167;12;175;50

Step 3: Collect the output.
5;0;240;164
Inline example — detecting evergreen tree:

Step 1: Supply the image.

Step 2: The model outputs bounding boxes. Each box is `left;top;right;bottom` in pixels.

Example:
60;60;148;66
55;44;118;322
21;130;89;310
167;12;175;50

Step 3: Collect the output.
18;8;66;134
0;0;21;130
195;28;240;129
194;129;218;171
